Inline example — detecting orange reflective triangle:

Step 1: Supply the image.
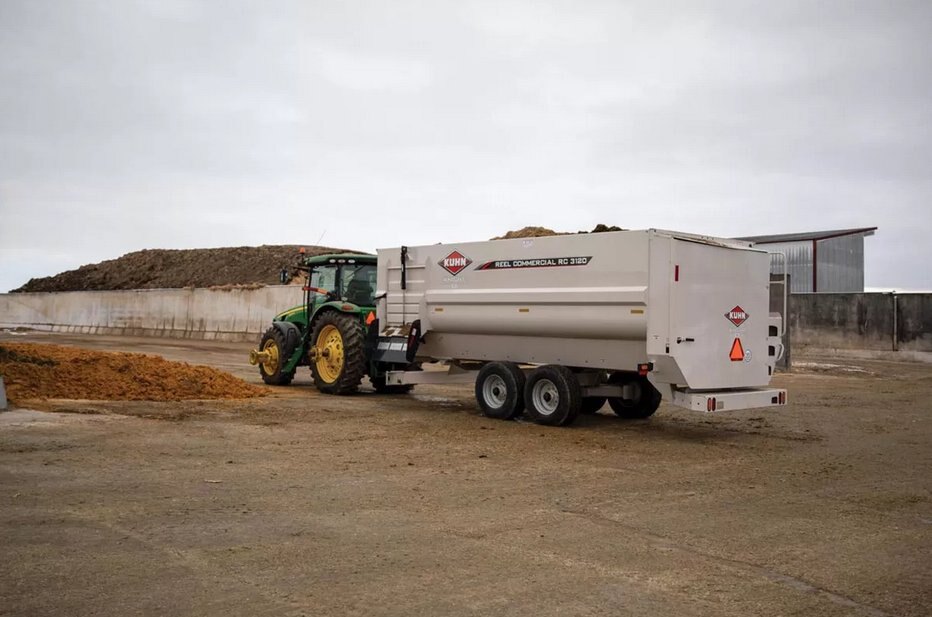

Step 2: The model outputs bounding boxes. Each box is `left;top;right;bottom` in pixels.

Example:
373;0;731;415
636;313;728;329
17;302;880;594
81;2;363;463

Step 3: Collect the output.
365;311;376;325
729;338;745;362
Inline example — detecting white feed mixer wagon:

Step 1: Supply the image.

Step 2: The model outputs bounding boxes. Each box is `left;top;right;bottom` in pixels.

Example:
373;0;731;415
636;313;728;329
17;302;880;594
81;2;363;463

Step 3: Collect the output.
251;229;787;426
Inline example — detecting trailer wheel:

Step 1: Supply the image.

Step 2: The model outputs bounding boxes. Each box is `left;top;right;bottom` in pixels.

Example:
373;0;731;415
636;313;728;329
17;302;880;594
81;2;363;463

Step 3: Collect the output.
257;327;296;386
524;365;581;427
580;397;606;414
607;373;662;419
310;312;367;395
475;362;525;420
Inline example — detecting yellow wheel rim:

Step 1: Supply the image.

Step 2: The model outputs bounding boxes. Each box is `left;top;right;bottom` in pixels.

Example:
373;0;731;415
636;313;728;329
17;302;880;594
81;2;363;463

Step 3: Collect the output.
315;324;344;384
261;338;280;374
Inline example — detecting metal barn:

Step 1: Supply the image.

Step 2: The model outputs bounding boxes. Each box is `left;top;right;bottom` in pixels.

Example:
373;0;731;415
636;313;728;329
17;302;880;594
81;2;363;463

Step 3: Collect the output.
736;227;877;293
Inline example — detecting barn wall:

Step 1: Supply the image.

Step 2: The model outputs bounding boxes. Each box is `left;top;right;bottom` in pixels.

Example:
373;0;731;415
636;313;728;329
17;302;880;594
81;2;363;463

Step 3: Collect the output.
816;235;864;293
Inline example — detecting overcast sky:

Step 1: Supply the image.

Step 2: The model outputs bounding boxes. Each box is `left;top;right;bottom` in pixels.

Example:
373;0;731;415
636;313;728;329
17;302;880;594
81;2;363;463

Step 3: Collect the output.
1;0;930;292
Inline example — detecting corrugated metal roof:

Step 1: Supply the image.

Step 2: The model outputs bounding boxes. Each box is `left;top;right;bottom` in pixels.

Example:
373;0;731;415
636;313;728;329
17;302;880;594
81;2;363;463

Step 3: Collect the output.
736;227;877;244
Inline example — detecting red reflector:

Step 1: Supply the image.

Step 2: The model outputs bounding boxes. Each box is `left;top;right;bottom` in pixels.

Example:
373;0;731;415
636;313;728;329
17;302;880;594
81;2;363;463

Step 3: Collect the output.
729;338;745;362
341;304;354;311
707;398;712;411
674;265;679;282
637;363;650;376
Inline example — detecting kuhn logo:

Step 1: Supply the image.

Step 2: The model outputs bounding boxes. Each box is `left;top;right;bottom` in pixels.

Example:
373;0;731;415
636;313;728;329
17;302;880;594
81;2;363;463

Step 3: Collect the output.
439;250;472;276
725;306;748;327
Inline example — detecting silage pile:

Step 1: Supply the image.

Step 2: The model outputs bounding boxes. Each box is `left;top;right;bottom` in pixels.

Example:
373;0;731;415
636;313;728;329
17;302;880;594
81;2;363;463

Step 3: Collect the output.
492;224;624;240
11;244;359;293
0;343;265;403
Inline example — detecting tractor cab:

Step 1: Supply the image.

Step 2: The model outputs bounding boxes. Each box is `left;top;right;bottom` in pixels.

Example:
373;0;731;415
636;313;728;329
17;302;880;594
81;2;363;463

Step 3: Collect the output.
304;253;377;309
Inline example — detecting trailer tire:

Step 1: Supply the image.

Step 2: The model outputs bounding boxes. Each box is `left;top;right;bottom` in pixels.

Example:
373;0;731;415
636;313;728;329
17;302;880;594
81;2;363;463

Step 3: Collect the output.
310;312;367;395
607;373;662;419
257;326;296;386
524;365;581;427
580;397;606;414
475;362;525;420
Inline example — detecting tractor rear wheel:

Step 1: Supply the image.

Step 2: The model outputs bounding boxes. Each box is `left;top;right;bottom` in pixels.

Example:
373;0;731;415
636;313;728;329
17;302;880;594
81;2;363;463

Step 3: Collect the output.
310;312;367;395
257;327;296;386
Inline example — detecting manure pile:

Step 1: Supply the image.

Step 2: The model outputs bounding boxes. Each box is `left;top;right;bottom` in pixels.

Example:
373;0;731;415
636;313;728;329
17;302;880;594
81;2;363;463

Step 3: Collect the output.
12;244;358;293
11;225;625;293
0;343;265;403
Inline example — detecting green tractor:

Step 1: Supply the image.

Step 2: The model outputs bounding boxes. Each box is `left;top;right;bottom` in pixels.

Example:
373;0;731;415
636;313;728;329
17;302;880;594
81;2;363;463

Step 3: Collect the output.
247;253;413;394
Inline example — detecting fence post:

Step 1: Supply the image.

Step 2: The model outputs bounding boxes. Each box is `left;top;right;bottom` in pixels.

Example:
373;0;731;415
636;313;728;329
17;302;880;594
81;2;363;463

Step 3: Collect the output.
892;292;898;352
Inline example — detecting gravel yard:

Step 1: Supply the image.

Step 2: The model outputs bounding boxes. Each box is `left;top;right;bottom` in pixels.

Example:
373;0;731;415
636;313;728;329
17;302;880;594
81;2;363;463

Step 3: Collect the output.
1;332;929;616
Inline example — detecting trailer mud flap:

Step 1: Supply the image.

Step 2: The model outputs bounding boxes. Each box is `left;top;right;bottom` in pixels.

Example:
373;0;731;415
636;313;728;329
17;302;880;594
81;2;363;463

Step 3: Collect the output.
405;319;422;362
371;319;423;365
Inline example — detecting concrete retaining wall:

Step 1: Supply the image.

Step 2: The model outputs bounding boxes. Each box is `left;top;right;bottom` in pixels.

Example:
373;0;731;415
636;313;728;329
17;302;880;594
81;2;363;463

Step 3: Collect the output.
0;286;306;342
789;292;932;352
896;294;932;351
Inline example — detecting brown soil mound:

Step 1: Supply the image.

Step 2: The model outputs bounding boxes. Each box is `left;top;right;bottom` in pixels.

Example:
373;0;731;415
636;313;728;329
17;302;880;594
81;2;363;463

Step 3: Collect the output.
492;226;566;240
0;343;265;403
492;224;624;240
11;245;361;293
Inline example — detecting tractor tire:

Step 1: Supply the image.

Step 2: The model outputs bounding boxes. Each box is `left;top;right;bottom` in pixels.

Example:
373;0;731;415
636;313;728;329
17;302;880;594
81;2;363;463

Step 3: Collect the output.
524;365;581;427
475;362;526;420
310;312;367;395
257;326;296;386
580;397;607;414
607;373;662;419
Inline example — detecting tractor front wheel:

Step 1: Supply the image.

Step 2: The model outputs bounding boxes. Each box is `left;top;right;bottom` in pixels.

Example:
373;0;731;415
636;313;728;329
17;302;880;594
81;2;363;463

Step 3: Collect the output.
257;327;296;386
310;312;367;395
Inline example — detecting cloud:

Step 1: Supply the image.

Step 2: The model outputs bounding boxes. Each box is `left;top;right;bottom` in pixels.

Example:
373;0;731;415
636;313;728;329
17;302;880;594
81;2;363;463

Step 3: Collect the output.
313;48;431;91
0;0;930;292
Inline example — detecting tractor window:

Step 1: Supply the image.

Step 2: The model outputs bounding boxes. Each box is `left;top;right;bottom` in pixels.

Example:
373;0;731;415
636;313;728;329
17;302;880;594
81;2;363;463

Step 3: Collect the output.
341;264;376;306
310;265;338;295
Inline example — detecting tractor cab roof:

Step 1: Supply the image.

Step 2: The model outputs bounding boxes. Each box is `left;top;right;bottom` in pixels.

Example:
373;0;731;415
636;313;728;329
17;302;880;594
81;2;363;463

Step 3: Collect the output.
303;252;376;266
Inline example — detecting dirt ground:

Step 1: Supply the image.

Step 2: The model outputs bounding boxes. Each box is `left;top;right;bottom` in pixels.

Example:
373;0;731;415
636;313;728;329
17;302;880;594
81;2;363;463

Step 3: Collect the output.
1;332;930;617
